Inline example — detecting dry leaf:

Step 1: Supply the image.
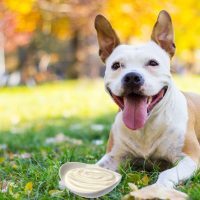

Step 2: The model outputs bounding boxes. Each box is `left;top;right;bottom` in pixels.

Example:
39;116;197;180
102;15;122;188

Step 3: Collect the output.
142;174;149;186
49;189;63;196
130;184;188;200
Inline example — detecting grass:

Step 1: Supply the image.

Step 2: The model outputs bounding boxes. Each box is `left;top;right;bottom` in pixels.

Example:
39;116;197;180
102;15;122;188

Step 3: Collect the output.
0;75;200;200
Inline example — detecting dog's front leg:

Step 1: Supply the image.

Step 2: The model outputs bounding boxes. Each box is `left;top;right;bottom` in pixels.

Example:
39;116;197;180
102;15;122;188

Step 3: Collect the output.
156;156;197;188
157;127;200;188
96;131;126;171
96;152;123;171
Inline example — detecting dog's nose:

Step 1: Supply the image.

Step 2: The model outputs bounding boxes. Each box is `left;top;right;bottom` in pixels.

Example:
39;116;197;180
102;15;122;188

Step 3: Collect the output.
122;72;144;88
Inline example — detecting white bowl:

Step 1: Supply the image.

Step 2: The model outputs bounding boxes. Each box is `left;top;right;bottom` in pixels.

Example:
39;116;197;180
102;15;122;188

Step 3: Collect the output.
59;162;122;198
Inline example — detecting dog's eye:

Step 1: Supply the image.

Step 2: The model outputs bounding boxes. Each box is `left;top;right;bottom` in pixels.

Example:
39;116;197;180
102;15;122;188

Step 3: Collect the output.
111;62;121;70
147;59;159;66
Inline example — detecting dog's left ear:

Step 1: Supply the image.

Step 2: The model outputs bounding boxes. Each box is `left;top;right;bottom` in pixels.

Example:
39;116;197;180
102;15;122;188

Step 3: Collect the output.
95;15;120;63
151;10;175;58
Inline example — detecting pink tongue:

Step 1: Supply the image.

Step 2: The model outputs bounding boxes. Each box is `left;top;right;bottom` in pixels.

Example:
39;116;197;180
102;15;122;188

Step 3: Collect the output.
122;95;148;130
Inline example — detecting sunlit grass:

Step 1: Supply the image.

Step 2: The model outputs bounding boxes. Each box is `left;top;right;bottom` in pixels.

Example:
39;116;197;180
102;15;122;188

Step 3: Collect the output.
0;75;200;199
1;74;200;131
0;79;117;130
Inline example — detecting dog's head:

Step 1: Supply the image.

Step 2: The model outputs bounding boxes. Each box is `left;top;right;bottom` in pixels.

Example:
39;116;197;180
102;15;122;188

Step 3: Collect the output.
94;10;175;130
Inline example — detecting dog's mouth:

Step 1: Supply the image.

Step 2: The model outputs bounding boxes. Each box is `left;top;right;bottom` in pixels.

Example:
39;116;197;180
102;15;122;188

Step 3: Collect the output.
107;87;167;130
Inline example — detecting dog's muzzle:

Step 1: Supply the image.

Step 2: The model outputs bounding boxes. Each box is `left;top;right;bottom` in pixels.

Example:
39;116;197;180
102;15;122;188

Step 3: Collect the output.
122;72;144;95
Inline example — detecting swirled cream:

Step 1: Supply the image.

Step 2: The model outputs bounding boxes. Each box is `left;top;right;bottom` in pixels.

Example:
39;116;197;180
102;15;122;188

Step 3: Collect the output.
64;166;118;193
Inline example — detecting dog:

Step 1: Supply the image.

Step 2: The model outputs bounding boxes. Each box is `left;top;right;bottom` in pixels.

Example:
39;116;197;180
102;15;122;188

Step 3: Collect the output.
95;10;200;198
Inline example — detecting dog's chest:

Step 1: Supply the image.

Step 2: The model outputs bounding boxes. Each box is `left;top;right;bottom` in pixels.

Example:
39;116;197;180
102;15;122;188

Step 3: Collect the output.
113;105;187;162
130;128;184;160
122;127;183;159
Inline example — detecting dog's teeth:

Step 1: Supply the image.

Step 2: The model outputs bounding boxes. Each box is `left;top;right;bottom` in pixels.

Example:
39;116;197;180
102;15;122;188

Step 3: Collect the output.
147;97;152;105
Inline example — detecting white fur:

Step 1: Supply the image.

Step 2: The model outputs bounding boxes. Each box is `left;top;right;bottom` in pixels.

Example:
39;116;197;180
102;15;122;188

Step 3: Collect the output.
104;41;171;97
97;41;197;188
156;156;197;188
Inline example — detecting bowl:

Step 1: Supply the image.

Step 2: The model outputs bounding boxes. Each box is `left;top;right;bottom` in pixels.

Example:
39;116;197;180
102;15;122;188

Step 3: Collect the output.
59;162;122;198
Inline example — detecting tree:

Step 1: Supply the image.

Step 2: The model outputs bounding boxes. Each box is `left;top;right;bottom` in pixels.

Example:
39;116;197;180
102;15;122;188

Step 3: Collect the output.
104;0;200;62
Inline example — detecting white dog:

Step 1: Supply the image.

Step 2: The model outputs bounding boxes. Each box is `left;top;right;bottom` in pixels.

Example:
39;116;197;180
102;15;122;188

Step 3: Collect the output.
95;10;200;199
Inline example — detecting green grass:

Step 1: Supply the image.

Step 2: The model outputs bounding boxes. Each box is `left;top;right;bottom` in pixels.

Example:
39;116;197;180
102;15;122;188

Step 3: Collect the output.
0;75;200;200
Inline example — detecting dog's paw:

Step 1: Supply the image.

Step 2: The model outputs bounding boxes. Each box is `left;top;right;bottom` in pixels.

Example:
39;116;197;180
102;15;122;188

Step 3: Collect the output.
130;184;188;200
96;154;119;171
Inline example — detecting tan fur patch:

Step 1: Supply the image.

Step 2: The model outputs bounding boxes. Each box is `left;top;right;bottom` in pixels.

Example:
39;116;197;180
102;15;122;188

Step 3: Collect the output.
182;92;200;166
106;131;114;153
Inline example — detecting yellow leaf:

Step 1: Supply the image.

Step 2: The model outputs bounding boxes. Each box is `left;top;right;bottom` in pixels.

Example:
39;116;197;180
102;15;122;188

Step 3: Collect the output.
25;182;33;193
142;174;149;186
49;189;63;196
5;0;36;14
0;157;5;164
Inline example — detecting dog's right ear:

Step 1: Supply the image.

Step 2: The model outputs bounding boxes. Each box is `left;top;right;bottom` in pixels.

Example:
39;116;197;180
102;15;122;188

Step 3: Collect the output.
95;15;120;63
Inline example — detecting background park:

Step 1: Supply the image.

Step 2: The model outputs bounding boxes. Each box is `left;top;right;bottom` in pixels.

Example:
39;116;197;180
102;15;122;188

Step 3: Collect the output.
0;0;200;199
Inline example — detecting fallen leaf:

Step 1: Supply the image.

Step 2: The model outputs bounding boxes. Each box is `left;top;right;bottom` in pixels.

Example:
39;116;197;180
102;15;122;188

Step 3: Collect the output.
8;153;15;160
49;189;63;196
25;182;33;193
142;174;149;186
130;184;188;200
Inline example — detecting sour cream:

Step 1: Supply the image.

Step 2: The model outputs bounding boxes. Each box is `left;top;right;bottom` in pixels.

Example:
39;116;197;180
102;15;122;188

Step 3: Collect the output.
64;166;118;193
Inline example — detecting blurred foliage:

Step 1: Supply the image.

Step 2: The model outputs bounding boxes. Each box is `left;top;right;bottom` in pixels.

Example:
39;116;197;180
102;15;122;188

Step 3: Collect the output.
0;79;116;130
104;0;200;60
1;0;101;49
1;0;200;82
2;0;200;54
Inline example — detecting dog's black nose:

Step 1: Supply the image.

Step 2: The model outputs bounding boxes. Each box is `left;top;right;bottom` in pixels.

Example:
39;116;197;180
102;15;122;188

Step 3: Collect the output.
122;72;144;88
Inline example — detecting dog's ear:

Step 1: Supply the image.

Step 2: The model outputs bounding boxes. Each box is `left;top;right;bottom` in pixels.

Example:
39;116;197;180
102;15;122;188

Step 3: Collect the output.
151;10;175;58
95;15;120;62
